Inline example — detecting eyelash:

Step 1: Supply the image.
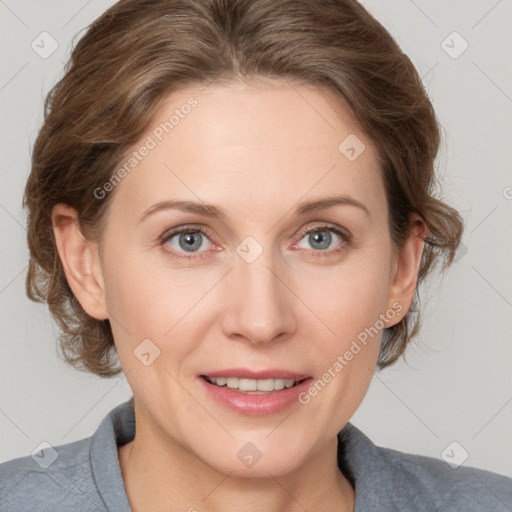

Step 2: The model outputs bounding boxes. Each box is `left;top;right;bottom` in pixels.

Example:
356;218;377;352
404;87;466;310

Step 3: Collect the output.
159;223;351;262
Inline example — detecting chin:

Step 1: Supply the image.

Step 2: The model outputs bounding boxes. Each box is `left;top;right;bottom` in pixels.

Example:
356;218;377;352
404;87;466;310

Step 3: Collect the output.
197;438;309;478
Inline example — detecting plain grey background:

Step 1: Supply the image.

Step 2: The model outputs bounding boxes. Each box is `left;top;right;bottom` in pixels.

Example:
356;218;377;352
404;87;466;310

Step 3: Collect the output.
1;0;511;477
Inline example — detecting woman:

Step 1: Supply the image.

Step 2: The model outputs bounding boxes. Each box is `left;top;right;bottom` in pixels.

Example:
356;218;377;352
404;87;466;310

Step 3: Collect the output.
1;0;511;510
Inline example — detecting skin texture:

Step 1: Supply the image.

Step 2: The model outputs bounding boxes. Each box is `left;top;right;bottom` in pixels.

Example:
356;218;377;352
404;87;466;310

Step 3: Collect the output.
52;78;426;512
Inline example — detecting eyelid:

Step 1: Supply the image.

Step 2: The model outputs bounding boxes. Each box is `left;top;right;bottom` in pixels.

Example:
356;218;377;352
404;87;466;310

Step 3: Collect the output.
158;223;215;244
159;221;351;260
294;221;351;242
159;224;217;262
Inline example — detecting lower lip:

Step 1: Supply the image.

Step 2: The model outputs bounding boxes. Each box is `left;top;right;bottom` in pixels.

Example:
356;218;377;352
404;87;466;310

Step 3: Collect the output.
198;377;313;416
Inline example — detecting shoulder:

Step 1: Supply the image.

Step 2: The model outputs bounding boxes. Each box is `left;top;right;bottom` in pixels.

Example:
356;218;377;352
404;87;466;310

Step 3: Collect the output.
0;437;106;511
339;423;512;511
379;442;512;510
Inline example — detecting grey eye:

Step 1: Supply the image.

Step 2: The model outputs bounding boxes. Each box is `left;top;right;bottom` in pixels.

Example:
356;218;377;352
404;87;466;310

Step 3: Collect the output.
165;230;210;253
307;230;332;250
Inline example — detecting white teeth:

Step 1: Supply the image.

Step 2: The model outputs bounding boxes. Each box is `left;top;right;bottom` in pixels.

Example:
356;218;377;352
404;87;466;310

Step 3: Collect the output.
207;377;298;392
226;378;239;389
274;379;285;390
258;379;276;392
239;379;257;391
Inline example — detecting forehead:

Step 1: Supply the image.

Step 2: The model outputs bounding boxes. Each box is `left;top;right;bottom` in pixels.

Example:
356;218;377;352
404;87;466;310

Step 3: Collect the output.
108;79;384;219
152;79;366;158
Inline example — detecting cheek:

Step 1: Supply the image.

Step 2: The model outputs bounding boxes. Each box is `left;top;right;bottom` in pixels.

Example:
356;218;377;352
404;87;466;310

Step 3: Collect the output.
298;248;391;376
304;251;391;332
102;228;391;363
103;249;199;332
102;252;219;368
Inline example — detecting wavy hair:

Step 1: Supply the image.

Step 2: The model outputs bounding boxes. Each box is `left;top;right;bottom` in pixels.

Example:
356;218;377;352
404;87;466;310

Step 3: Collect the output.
24;0;463;377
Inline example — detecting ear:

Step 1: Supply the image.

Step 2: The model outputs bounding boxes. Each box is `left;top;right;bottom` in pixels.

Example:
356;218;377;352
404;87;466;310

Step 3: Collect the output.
51;204;109;320
384;212;427;327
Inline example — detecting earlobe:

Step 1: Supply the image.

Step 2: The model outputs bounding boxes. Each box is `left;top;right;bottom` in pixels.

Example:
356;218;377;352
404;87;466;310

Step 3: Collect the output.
52;204;109;320
384;213;427;327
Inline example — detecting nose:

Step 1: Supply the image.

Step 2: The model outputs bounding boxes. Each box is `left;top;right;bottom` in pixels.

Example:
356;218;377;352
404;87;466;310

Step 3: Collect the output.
220;245;297;347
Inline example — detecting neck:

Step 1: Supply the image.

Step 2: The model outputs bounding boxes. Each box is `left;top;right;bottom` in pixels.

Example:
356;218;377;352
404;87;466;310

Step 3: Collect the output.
118;403;355;512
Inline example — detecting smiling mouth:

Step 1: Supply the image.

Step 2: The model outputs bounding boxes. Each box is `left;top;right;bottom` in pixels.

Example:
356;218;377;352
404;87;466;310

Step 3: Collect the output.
201;375;307;393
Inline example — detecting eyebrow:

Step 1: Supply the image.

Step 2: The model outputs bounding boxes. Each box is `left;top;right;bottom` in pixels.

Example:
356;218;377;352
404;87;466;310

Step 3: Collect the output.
137;194;369;223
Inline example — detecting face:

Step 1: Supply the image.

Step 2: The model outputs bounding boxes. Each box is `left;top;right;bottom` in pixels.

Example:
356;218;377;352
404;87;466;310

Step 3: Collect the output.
59;78;419;477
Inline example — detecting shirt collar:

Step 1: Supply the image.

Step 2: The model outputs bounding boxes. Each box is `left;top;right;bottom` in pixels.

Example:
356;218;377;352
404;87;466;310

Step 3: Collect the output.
90;395;384;511
90;397;135;511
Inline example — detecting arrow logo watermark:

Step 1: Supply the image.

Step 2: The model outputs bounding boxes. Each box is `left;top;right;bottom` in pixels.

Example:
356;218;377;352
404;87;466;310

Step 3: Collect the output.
31;441;58;469
134;338;161;366
236;236;264;264
338;134;366;161
237;442;263;468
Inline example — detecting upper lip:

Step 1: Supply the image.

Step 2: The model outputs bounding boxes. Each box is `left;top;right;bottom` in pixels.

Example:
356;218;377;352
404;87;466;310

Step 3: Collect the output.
200;368;310;380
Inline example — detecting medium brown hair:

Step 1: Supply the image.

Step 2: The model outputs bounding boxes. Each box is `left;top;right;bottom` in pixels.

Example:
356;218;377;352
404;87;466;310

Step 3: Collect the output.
24;0;463;377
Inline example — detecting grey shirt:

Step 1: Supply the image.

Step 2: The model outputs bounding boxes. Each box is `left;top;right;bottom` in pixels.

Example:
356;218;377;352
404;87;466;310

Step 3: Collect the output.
1;396;511;511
